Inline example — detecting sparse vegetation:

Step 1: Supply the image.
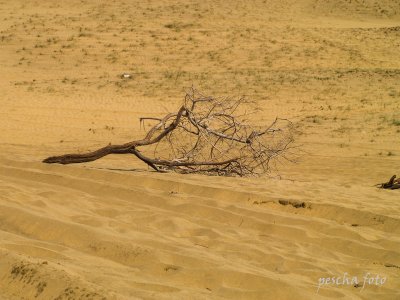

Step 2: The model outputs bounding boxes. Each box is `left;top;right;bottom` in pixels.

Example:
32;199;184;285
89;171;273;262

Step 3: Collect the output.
2;2;400;300
392;119;400;126
164;22;194;32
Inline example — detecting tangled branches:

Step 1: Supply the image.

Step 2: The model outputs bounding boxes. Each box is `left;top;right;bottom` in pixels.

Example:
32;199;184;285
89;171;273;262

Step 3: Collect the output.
43;88;295;176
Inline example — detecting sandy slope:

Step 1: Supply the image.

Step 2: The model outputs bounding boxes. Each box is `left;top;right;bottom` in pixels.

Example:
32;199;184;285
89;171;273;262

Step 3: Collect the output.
1;157;400;299
1;0;400;299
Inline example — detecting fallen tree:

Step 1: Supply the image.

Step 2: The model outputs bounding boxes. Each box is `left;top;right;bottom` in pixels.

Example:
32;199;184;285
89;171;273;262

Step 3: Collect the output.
43;87;295;176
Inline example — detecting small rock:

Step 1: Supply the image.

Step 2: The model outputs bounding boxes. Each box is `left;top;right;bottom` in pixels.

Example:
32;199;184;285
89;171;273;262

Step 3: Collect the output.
120;73;132;79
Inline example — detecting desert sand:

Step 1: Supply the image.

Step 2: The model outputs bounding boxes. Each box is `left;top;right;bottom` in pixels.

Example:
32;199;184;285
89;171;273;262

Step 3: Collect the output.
1;0;400;299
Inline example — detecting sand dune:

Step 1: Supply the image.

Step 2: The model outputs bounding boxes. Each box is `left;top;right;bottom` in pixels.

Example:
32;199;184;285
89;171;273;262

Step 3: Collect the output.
1;157;399;299
1;0;400;299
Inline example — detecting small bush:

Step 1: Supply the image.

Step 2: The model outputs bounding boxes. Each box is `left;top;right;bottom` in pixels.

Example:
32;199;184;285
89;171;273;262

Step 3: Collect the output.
392;119;400;126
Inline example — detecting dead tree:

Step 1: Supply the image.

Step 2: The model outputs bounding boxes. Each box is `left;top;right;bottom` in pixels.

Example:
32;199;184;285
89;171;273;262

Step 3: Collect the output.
43;88;295;176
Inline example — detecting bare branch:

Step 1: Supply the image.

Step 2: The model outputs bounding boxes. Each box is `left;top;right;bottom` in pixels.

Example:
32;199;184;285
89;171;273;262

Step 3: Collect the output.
43;88;296;176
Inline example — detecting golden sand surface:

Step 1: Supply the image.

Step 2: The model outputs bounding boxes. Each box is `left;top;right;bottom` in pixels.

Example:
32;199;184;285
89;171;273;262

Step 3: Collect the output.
0;0;400;299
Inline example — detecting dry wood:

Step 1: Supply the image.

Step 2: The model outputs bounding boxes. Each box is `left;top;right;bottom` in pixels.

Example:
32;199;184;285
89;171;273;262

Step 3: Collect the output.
43;88;296;176
377;175;400;190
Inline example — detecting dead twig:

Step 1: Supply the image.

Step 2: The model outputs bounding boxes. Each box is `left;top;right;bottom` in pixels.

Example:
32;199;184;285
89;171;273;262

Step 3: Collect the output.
376;175;400;190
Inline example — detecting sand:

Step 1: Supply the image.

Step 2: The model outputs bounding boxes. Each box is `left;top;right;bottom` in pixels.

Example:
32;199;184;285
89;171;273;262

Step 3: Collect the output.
0;0;400;299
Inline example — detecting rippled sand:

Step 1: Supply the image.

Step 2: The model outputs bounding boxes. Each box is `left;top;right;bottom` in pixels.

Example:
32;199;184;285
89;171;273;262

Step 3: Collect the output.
1;1;399;299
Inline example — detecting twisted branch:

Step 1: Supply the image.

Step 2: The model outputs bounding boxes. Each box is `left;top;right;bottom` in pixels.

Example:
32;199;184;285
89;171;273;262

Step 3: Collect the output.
43;87;295;176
